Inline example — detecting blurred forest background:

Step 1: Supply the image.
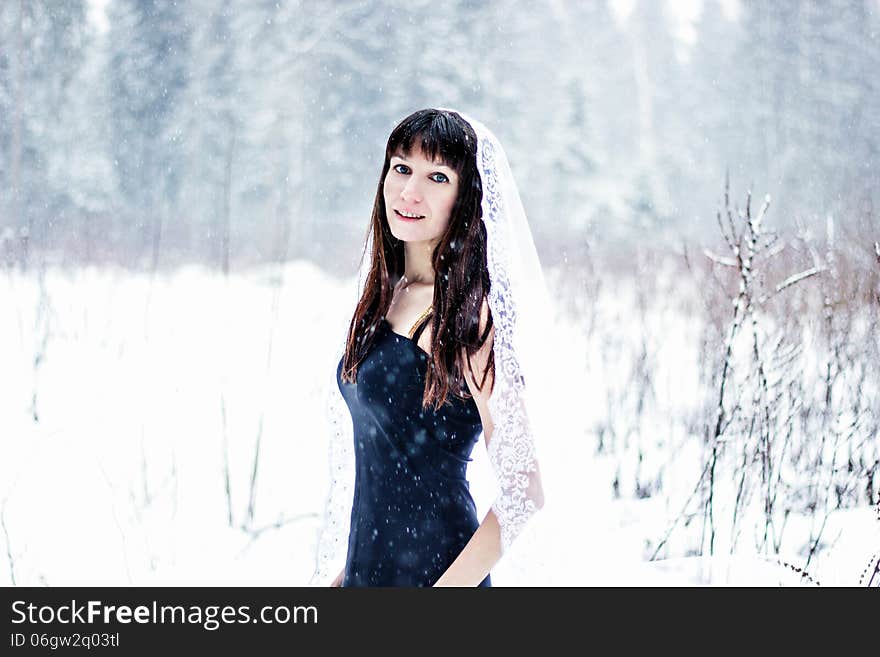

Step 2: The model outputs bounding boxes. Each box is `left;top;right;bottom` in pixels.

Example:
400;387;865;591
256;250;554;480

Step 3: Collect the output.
1;0;877;271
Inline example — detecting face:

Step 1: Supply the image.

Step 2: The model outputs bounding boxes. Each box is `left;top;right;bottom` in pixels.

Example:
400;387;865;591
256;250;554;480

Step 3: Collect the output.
383;144;459;247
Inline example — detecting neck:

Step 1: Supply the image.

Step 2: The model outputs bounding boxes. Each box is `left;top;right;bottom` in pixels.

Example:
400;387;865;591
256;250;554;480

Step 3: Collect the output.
401;240;435;287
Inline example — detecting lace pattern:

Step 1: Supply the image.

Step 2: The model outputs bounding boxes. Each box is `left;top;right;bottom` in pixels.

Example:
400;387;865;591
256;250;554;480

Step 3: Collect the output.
477;134;543;552
309;334;356;585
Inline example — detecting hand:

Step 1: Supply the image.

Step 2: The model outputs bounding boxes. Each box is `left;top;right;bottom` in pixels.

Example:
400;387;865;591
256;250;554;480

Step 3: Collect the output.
330;569;344;587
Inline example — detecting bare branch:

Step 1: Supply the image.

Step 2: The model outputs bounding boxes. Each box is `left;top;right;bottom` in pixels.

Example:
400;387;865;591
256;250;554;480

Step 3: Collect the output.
717;209;735;252
1;501;16;586
758;266;826;305
221;392;233;527
702;248;738;267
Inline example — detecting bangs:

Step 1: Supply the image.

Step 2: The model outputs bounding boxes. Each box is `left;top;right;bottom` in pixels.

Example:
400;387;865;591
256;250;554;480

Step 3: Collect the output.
387;110;475;174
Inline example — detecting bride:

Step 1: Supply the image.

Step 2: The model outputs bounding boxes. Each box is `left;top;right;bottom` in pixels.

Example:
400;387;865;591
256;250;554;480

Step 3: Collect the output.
311;108;559;587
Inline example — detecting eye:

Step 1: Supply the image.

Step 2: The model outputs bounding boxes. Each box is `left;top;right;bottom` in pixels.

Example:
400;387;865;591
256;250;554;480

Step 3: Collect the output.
391;162;449;183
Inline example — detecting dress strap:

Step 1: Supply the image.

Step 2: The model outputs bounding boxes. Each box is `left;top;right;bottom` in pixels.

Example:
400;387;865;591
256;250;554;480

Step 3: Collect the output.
408;305;434;341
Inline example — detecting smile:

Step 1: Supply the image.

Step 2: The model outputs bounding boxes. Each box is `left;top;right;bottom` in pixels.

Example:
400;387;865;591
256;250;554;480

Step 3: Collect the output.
394;209;425;220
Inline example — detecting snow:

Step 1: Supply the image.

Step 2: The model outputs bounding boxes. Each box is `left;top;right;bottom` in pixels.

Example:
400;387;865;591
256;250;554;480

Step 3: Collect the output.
0;262;875;586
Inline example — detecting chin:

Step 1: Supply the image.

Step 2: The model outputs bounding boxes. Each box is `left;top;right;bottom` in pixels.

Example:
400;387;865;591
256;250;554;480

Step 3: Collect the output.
391;231;418;243
390;222;424;241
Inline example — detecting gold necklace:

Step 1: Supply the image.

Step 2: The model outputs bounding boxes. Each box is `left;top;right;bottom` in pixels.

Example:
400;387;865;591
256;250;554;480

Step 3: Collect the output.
407;304;434;340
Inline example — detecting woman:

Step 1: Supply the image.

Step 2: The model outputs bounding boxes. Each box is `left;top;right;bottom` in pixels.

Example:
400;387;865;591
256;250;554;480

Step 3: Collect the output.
314;108;553;587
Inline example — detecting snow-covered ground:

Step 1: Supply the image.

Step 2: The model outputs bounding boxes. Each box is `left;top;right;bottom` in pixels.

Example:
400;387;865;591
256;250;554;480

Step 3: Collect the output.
1;262;876;586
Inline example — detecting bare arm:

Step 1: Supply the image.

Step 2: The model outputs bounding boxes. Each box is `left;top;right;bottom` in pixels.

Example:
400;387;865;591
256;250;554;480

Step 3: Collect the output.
433;298;544;586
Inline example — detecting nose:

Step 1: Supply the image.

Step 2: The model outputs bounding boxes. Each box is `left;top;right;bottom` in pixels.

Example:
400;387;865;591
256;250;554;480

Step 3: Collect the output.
400;176;422;204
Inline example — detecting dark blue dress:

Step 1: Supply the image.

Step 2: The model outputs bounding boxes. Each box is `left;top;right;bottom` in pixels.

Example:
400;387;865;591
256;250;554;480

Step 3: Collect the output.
337;314;491;587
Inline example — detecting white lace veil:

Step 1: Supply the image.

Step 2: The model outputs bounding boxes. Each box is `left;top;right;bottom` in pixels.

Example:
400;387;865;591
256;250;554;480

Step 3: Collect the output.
309;108;558;585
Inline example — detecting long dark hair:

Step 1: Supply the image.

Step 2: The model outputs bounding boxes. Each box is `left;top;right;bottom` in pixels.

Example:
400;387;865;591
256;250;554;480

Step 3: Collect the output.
339;108;494;410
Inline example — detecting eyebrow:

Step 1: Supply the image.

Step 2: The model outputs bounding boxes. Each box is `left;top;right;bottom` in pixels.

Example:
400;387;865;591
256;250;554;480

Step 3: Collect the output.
391;153;454;170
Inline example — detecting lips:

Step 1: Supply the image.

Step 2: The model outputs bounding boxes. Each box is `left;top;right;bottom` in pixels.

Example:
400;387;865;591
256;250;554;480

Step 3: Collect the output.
394;209;425;221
